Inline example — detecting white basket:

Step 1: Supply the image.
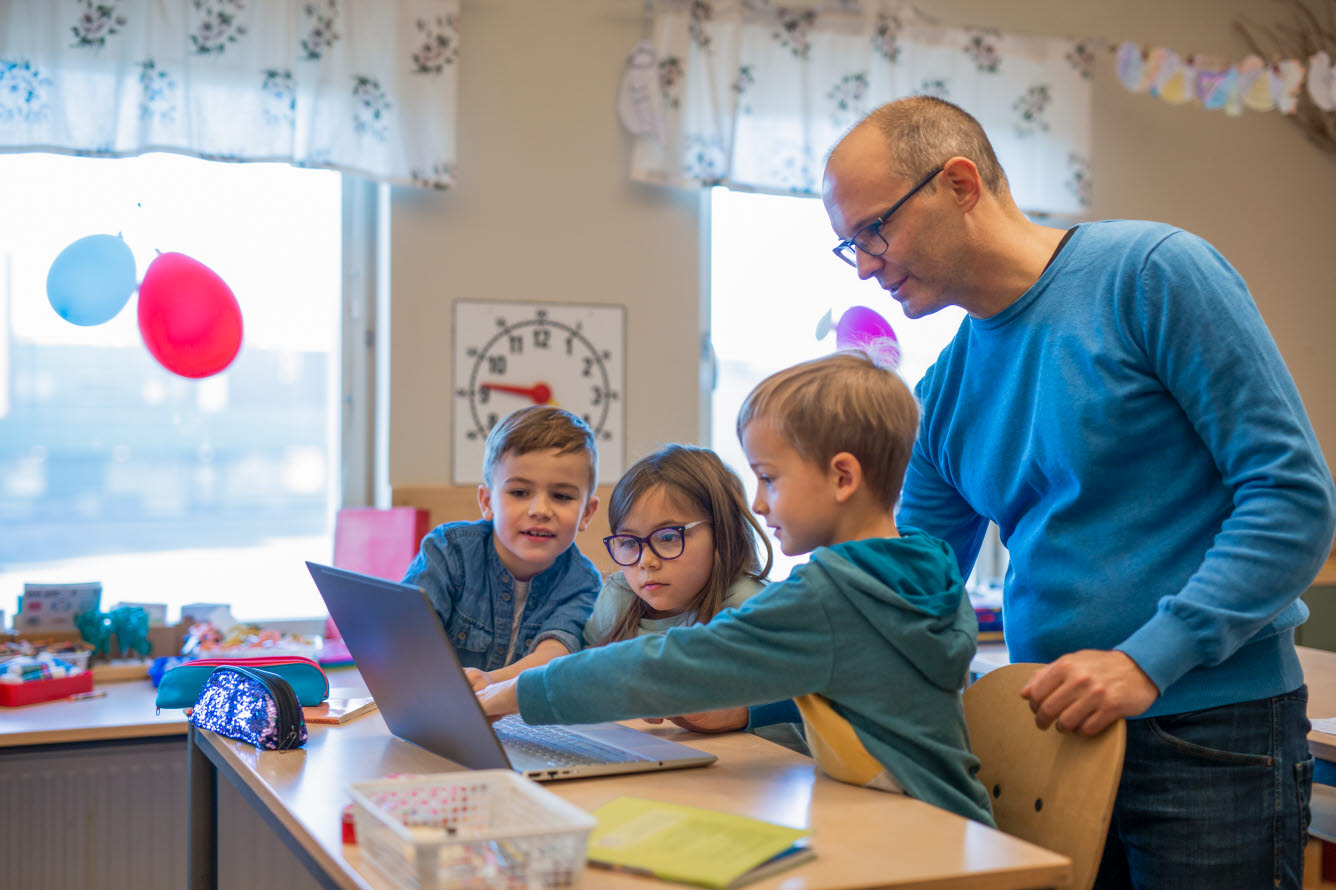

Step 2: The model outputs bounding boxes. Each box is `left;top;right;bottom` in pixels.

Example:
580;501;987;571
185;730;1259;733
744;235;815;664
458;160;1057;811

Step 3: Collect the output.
348;771;597;890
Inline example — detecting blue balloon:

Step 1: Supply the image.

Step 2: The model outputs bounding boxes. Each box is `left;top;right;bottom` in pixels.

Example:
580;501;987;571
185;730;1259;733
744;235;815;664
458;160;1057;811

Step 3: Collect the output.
46;234;138;326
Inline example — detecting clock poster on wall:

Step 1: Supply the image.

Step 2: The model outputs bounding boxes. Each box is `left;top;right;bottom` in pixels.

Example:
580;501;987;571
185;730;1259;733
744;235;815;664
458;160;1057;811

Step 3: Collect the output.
452;300;626;486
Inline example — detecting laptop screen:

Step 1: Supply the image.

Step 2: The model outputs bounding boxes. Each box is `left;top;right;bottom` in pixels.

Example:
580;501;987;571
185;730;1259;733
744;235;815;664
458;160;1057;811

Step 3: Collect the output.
305;561;512;770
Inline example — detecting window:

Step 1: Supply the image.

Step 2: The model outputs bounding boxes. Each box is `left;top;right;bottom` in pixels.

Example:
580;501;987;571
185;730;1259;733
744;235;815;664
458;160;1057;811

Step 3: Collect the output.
0;153;344;626
709;187;1006;587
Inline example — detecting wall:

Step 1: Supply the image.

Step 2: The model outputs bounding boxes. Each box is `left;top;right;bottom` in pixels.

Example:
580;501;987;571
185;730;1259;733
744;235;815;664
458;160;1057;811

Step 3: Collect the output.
388;0;703;489
387;0;1336;490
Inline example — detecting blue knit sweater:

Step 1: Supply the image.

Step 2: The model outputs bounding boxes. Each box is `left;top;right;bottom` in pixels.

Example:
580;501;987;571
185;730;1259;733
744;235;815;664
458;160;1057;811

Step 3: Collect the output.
899;220;1336;718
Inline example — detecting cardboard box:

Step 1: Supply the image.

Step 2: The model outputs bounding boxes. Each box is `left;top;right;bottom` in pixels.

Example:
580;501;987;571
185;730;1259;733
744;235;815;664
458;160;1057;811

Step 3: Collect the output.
15;582;102;632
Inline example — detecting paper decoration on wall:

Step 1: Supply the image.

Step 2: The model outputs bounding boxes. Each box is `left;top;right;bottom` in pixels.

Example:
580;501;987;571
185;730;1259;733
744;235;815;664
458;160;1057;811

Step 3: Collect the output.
617;38;666;142
1115;41;1321;117
1307;51;1335;110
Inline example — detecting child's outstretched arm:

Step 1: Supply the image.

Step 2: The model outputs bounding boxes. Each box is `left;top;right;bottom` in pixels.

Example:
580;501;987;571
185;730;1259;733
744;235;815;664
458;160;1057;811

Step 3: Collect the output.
471;639;570;687
482;577;833;726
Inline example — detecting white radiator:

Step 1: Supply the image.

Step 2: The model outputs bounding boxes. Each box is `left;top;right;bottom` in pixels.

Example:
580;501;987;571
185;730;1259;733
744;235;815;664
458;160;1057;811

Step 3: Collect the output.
0;737;325;890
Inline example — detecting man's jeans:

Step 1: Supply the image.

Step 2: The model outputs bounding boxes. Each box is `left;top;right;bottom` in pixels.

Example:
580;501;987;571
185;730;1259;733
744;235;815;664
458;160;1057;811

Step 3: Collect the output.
1094;686;1313;889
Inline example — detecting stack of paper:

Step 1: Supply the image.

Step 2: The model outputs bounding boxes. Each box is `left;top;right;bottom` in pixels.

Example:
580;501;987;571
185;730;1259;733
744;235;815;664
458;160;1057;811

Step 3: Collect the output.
587;797;814;889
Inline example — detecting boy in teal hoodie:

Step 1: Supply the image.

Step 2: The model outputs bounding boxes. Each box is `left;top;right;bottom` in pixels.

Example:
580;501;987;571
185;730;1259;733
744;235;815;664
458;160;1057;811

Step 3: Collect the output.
477;351;992;824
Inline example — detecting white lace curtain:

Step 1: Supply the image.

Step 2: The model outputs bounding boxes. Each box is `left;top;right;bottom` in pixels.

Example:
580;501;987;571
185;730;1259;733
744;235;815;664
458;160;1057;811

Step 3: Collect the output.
0;0;459;189
629;0;1094;215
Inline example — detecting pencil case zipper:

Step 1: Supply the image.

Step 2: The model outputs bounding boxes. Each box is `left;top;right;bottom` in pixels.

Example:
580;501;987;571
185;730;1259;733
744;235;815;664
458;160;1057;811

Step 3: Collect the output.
225;665;305;750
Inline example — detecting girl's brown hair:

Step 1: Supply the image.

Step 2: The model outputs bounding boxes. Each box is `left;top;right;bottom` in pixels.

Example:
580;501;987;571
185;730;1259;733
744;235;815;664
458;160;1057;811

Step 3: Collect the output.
600;444;772;645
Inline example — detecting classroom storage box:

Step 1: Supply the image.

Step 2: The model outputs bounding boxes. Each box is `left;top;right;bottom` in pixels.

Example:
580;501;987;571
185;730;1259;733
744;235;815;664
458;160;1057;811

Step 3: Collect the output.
0;671;93;706
347;770;597;890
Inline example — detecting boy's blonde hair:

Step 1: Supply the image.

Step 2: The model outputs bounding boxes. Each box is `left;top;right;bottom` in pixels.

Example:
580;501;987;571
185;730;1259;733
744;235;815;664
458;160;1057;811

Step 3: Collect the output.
736;351;919;508
481;405;598;491
600;444;772;645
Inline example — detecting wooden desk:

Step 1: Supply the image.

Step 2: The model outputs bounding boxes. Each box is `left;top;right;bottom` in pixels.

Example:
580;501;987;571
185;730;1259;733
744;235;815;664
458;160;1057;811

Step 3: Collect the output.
1299;646;1336;765
188;714;1071;890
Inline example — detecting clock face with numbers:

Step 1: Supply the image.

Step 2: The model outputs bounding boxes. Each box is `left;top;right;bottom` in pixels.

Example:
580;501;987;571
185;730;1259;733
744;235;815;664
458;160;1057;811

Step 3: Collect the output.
452;300;626;486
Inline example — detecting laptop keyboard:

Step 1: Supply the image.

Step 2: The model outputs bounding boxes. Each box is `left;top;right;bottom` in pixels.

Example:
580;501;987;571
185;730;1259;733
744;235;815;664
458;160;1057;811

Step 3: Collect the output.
493;716;648;767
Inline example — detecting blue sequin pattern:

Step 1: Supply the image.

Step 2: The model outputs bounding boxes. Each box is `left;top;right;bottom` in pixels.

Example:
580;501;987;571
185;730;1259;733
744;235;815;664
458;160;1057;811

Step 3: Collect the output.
190;667;307;750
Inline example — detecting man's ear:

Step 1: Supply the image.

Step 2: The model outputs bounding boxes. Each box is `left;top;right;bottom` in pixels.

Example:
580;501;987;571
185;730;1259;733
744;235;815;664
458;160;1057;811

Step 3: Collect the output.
941;155;983;213
477;484;494;520
578;494;600;532
828;452;863;504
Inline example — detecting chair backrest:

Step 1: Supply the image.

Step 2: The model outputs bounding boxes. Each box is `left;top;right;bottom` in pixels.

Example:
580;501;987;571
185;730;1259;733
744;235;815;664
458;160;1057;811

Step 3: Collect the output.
963;662;1127;890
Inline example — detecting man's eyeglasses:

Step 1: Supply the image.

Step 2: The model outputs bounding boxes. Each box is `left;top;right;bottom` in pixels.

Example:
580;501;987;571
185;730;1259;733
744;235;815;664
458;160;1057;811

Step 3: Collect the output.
603;520;710;567
832;166;944;267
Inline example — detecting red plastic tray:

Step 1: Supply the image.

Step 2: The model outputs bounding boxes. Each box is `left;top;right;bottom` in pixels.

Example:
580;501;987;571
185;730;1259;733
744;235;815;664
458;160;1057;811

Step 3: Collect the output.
0;672;94;706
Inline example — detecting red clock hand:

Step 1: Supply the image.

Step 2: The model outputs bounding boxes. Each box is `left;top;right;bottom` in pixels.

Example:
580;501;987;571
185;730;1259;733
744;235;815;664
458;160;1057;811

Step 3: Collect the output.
481;381;553;404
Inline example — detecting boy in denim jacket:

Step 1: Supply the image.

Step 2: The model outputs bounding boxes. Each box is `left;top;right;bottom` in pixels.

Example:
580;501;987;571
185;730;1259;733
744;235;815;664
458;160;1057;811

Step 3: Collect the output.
401;405;602;682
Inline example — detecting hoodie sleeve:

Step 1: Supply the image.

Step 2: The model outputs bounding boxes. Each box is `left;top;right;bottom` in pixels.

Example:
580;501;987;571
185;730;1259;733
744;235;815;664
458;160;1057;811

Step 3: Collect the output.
518;573;836;725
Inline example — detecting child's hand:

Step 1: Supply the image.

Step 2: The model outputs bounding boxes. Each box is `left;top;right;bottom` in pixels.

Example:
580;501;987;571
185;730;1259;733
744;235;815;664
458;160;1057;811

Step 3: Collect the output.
647;707;748;734
463;667;491;692
475;676;520;721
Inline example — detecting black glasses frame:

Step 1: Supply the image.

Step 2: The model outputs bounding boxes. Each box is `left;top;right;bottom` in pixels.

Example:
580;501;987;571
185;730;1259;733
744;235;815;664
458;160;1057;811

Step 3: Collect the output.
832;166;944;267
603;520;710;567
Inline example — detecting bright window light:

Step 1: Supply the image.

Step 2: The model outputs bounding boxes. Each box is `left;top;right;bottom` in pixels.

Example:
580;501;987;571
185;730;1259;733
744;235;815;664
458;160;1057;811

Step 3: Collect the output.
710;187;966;581
0;152;341;626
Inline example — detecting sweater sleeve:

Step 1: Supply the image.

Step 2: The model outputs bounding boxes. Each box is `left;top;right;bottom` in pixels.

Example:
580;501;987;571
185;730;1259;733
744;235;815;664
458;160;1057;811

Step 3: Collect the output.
517;575;835;725
1115;232;1336;691
898;390;991;581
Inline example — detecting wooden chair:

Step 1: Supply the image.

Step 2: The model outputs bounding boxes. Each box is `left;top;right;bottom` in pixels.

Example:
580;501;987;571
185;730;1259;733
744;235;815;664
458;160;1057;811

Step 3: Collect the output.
963;662;1127;890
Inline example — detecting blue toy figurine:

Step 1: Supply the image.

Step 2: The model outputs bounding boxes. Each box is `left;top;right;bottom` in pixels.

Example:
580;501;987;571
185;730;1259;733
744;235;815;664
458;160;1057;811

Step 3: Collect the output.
110;607;152;658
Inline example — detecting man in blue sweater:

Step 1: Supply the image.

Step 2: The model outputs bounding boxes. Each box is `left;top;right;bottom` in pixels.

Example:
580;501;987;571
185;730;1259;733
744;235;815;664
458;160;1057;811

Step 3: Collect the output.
821;96;1336;889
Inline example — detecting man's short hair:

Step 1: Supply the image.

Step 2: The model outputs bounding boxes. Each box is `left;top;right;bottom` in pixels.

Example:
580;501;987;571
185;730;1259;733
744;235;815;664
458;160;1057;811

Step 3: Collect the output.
736;351;919;508
865;96;1009;196
481;405;598;491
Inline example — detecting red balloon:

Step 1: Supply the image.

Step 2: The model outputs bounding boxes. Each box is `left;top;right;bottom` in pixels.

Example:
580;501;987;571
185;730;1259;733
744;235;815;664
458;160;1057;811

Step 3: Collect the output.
137;252;243;379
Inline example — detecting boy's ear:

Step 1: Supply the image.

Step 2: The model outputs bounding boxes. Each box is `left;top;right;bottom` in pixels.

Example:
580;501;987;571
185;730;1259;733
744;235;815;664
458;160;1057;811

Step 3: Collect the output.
828;452;863;504
577;494;600;532
477;484;494;520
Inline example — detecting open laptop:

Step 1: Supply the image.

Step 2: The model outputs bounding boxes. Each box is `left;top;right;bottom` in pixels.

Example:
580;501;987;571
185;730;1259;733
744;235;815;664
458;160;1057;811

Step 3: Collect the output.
305;561;717;780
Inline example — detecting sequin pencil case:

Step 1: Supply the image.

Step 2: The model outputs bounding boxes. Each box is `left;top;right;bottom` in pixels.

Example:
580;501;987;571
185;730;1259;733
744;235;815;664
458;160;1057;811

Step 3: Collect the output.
189;665;308;751
156;655;328;709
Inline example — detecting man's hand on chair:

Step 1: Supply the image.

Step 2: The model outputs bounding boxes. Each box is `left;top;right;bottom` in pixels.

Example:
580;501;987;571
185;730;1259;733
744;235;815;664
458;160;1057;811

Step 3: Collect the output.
1021;650;1159;735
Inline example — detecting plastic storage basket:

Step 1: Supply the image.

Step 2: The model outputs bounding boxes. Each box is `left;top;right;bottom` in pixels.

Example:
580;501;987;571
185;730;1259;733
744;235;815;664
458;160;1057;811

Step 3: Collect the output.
347;771;597;890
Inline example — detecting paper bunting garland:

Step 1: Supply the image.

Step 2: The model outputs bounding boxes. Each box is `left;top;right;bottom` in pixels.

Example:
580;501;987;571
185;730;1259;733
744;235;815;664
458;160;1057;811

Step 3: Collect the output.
1115;42;1332;115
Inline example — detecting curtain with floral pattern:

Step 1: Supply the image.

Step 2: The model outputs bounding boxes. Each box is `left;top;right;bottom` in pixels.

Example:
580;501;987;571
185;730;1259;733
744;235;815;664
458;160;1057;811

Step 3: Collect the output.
629;1;1093;215
0;0;459;189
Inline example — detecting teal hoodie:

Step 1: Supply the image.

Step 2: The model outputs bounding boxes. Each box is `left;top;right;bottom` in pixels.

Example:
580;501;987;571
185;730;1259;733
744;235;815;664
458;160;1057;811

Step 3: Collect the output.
518;529;993;825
